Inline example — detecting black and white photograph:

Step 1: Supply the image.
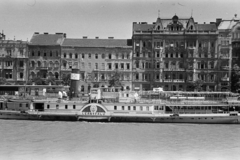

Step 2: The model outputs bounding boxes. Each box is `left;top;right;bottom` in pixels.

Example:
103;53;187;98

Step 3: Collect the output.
0;0;240;159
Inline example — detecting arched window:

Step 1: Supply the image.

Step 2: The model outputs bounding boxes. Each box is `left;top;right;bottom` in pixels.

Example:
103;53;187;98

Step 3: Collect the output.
43;61;47;67
69;53;72;59
75;53;78;59
37;61;41;67
31;61;35;67
55;72;59;79
55;61;59;67
81;85;84;92
88;85;91;92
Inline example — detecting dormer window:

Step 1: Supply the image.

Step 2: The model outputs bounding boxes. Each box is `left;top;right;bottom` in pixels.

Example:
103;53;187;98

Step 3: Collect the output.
190;26;193;30
158;26;160;30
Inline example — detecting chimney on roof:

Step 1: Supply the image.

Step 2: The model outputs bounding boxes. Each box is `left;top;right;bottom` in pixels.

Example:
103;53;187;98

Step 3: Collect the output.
216;18;222;27
34;32;39;34
63;33;66;38
44;32;48;34
108;37;114;39
83;36;88;39
95;37;99;39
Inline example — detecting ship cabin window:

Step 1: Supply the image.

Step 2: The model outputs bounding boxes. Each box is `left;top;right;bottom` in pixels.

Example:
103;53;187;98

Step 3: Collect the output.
73;105;76;109
56;104;59;109
146;106;149;111
122;106;124;110
230;113;238;116
128;106;131;110
47;105;50;109
133;106;136;110
140;106;143;111
19;103;22;107
114;106;117;110
65;105;68;109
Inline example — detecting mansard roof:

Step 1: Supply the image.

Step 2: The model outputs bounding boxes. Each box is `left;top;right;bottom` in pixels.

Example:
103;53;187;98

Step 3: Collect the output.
195;24;217;31
29;33;65;46
133;15;217;32
62;38;131;47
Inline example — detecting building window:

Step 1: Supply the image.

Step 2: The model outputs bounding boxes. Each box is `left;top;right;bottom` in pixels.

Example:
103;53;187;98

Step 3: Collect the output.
126;63;130;70
47;105;50;109
95;53;98;59
88;63;91;69
108;63;112;70
20;49;23;56
128;106;131;110
56;105;59;109
32;51;34;56
56;51;59;57
95;63;98;69
50;51;52;57
102;53;105;59
82;53;85;59
65;105;68;109
19;61;24;67
121;63;124;69
75;53;78;59
69;53;72;59
73;105;76;109
133;106;136;110
122;106;124;110
20;72;24;79
108;54;111;59
88;53;91;58
114;106;117;110
102;63;105;70
64;53;66;58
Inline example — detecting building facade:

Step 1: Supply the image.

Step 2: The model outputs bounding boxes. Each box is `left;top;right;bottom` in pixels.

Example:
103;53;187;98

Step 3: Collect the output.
132;15;223;91
28;33;65;83
61;37;132;94
0;40;28;84
217;15;240;91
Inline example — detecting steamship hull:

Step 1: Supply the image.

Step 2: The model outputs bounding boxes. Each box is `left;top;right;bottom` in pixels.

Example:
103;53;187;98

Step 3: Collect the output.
1;110;239;124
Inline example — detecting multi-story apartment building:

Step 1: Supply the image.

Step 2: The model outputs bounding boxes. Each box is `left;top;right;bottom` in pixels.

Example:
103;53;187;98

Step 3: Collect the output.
217;14;240;91
132;14;221;91
61;37;132;94
28;32;65;82
0;40;28;84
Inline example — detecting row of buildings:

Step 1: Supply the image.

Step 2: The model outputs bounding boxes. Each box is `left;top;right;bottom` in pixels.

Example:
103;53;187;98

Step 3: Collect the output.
0;14;240;93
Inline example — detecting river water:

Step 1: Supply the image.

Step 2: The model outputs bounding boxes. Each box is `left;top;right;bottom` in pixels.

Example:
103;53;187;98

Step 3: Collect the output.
0;120;240;160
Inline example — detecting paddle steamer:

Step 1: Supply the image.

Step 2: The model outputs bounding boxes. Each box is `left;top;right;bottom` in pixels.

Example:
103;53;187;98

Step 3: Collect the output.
1;87;240;124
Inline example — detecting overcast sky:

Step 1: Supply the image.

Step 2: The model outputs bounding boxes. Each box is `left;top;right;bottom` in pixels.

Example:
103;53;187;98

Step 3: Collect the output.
0;0;240;41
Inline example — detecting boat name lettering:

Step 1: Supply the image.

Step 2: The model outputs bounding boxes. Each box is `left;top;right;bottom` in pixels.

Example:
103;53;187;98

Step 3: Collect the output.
82;112;105;116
